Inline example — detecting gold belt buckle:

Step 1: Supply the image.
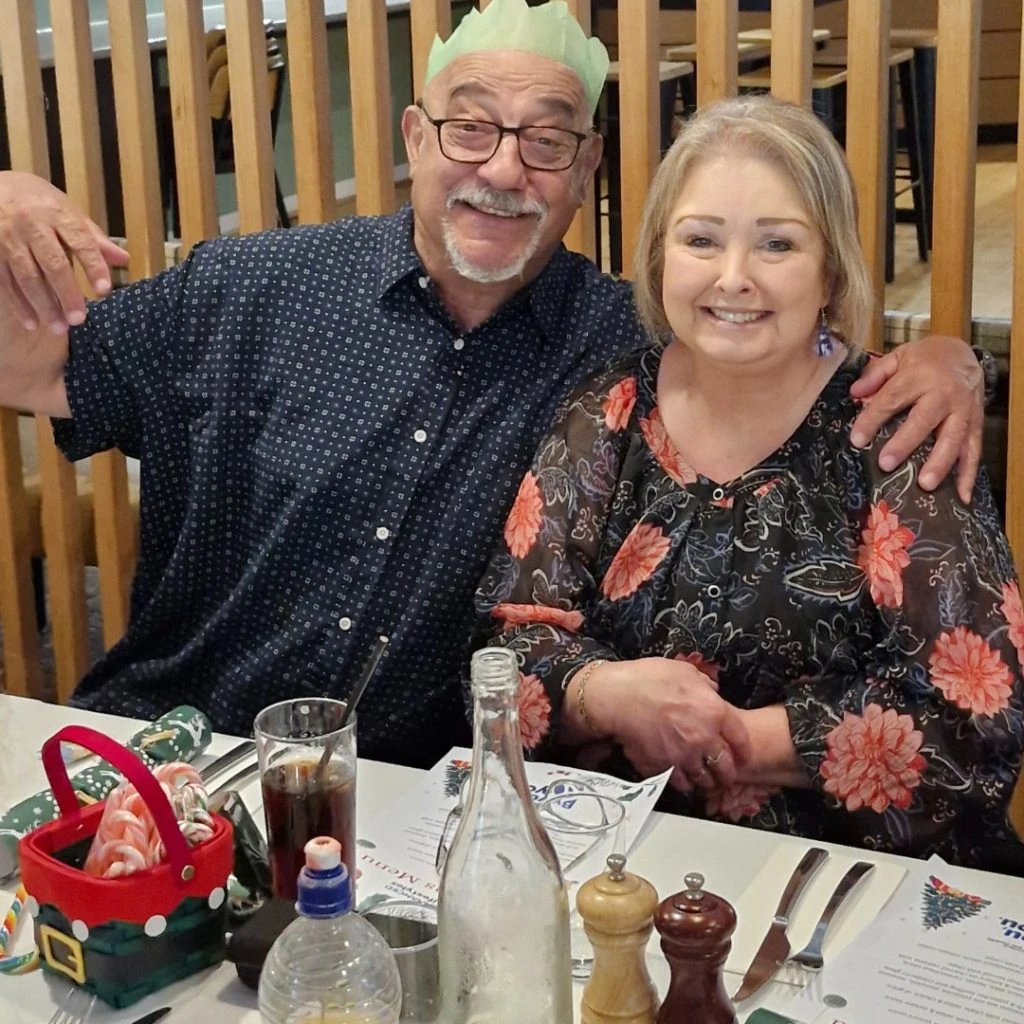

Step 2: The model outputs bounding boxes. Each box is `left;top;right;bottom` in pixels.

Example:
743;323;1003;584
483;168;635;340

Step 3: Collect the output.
38;923;86;985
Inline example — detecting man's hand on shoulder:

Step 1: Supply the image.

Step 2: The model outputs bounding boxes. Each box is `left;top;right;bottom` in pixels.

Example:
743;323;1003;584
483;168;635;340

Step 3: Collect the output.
848;334;984;505
0;170;129;334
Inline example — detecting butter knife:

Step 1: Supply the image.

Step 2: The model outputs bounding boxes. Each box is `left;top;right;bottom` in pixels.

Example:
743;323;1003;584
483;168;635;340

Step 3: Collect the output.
199;740;256;783
733;846;828;1002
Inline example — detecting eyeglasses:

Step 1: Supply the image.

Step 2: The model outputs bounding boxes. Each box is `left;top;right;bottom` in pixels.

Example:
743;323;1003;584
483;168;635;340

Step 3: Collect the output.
418;102;591;172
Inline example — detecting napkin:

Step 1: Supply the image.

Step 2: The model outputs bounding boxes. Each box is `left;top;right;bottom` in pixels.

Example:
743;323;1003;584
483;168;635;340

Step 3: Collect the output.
725;843;907;986
0;706;212;880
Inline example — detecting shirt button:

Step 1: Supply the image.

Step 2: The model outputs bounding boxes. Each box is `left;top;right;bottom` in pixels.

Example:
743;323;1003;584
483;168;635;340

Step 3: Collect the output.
413;429;427;443
338;616;352;631
453;338;465;351
375;526;391;541
712;487;726;501
707;584;722;598
417;275;429;289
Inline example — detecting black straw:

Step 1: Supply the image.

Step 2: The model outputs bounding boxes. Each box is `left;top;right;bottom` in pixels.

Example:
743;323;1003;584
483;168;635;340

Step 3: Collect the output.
314;635;389;783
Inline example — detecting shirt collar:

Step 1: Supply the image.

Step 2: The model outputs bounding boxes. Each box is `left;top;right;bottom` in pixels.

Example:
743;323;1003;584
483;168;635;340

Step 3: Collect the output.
375;204;425;299
375;203;575;343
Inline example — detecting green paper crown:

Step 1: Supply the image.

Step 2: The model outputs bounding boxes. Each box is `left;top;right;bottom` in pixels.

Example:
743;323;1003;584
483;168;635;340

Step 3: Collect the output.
425;0;609;115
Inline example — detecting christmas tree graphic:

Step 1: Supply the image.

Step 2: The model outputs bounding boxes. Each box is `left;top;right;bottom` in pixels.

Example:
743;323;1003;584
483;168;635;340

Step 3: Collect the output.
921;875;991;930
443;759;472;800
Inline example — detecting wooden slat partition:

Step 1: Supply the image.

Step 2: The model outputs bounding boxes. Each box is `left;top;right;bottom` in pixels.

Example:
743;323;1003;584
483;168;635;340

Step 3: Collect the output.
1008;5;1024;574
770;0;813;105
347;0;397;216
0;0;45;696
410;0;452;101
930;0;981;342
105;0;169;646
225;0;279;234
563;0;597;261
286;0;337;225
52;0;135;657
2;0;91;701
844;0;890;351
617;0;660;278
164;0;219;253
696;0;738;105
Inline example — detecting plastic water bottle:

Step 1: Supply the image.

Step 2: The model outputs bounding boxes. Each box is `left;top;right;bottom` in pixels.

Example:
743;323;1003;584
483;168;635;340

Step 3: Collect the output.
259;836;402;1024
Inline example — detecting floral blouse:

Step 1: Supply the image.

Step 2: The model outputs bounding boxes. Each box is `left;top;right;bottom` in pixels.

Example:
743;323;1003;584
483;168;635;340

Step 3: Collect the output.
474;346;1024;873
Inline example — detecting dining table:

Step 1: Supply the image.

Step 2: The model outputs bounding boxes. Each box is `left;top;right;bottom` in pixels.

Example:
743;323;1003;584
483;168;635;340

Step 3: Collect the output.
0;693;1019;1024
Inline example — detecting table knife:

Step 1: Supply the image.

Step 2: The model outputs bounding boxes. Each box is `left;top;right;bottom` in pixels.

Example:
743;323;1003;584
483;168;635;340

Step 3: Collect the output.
129;1008;171;1024
207;757;262;796
733;846;828;1002
199;740;256;784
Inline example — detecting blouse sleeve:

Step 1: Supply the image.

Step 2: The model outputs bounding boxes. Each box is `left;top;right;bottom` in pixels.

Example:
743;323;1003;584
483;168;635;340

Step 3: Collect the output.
783;419;1024;866
474;366;638;756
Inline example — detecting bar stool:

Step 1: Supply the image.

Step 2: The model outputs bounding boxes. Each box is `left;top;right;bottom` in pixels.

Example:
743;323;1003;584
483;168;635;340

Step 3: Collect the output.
813;45;929;280
597;60;695;274
890;28;937;248
736;65;849;139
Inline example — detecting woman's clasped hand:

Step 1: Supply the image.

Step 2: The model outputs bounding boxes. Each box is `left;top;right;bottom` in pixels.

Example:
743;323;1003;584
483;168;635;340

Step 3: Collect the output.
581;658;751;792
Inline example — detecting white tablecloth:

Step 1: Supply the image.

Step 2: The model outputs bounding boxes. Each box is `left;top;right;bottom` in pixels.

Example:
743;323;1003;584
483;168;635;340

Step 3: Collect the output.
0;694;1005;1023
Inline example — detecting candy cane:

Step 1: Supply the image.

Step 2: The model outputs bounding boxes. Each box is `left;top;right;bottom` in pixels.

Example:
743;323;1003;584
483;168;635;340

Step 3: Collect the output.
0;885;39;975
84;762;214;878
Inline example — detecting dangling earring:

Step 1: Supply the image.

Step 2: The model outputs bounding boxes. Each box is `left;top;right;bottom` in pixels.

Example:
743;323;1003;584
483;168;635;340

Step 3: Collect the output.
815;308;835;357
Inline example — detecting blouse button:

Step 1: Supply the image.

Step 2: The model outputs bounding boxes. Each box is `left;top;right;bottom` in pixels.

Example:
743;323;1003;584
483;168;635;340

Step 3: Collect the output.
417;275;429;289
375;526;391;541
413;429;427;443
453;338;465;351
338;616;353;631
706;584;722;598
712;487;726;501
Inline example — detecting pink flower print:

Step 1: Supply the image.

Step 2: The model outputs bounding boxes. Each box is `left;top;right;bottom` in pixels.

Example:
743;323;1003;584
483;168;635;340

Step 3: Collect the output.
928;626;1014;716
820;704;926;813
601;522;671;601
857;500;915;609
602;377;637;431
518;673;551;750
504;471;543;559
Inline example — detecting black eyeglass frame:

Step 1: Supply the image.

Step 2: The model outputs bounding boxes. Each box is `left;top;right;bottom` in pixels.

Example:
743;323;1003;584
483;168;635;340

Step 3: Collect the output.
417;101;594;172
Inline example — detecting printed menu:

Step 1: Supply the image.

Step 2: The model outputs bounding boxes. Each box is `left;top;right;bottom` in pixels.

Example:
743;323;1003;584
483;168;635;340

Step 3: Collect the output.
354;746;669;909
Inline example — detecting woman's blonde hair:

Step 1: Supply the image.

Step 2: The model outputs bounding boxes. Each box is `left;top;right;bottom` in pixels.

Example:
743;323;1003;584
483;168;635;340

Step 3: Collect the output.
633;95;874;352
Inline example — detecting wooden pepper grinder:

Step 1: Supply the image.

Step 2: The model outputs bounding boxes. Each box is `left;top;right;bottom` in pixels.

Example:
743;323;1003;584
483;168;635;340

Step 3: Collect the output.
576;852;660;1024
654;872;738;1024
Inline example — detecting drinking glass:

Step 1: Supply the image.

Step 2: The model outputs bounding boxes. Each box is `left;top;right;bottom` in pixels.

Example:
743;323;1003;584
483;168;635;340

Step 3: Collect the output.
254;697;356;900
361;900;440;1022
537;785;627;981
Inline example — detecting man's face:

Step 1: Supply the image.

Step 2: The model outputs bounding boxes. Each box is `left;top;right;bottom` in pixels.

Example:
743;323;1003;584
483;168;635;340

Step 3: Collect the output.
403;51;601;285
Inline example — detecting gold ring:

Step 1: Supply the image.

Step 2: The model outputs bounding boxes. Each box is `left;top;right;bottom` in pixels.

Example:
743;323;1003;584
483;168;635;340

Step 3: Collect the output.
705;750;726;767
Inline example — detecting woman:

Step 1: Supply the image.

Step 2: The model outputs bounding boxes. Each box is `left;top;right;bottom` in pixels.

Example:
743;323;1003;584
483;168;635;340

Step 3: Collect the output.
474;96;1024;872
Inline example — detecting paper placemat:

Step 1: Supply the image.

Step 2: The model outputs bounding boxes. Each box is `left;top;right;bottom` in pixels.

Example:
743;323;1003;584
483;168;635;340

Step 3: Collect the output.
725;844;907;984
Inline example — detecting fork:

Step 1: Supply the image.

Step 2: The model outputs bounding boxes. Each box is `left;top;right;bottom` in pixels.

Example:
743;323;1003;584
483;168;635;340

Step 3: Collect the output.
47;986;97;1024
783;860;875;994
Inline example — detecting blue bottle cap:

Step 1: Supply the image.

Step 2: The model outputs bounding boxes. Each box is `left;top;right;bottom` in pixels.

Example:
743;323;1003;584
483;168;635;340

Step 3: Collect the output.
296;837;352;917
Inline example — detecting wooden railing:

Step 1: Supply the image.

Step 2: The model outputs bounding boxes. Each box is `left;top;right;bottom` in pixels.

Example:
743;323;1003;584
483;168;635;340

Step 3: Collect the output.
0;0;1021;701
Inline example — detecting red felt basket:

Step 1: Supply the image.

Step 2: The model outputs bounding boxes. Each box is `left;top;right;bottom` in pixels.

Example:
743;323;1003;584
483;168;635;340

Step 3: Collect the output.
19;725;234;1008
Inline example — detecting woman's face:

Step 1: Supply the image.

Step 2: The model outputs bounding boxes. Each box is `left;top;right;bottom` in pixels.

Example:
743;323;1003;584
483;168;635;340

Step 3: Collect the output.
661;155;831;370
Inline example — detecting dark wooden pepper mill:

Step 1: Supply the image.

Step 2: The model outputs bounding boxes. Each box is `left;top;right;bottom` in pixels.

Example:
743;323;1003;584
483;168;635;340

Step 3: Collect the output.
654;872;738;1024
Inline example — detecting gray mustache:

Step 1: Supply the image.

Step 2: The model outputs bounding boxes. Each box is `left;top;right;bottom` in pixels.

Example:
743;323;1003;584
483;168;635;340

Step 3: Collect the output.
446;186;547;218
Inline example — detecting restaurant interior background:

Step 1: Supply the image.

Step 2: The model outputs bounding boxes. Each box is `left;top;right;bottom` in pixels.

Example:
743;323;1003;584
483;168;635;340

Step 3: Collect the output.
0;0;1022;710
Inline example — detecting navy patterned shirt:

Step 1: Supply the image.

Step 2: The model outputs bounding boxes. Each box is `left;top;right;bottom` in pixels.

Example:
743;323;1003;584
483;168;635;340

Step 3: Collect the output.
56;206;639;767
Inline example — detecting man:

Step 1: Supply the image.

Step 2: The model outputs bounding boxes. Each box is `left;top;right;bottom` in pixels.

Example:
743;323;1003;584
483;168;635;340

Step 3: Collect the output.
0;0;985;767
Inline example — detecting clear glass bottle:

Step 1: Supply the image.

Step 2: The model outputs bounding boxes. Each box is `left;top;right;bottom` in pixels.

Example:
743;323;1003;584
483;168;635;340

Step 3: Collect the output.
259;836;402;1024
437;647;573;1023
